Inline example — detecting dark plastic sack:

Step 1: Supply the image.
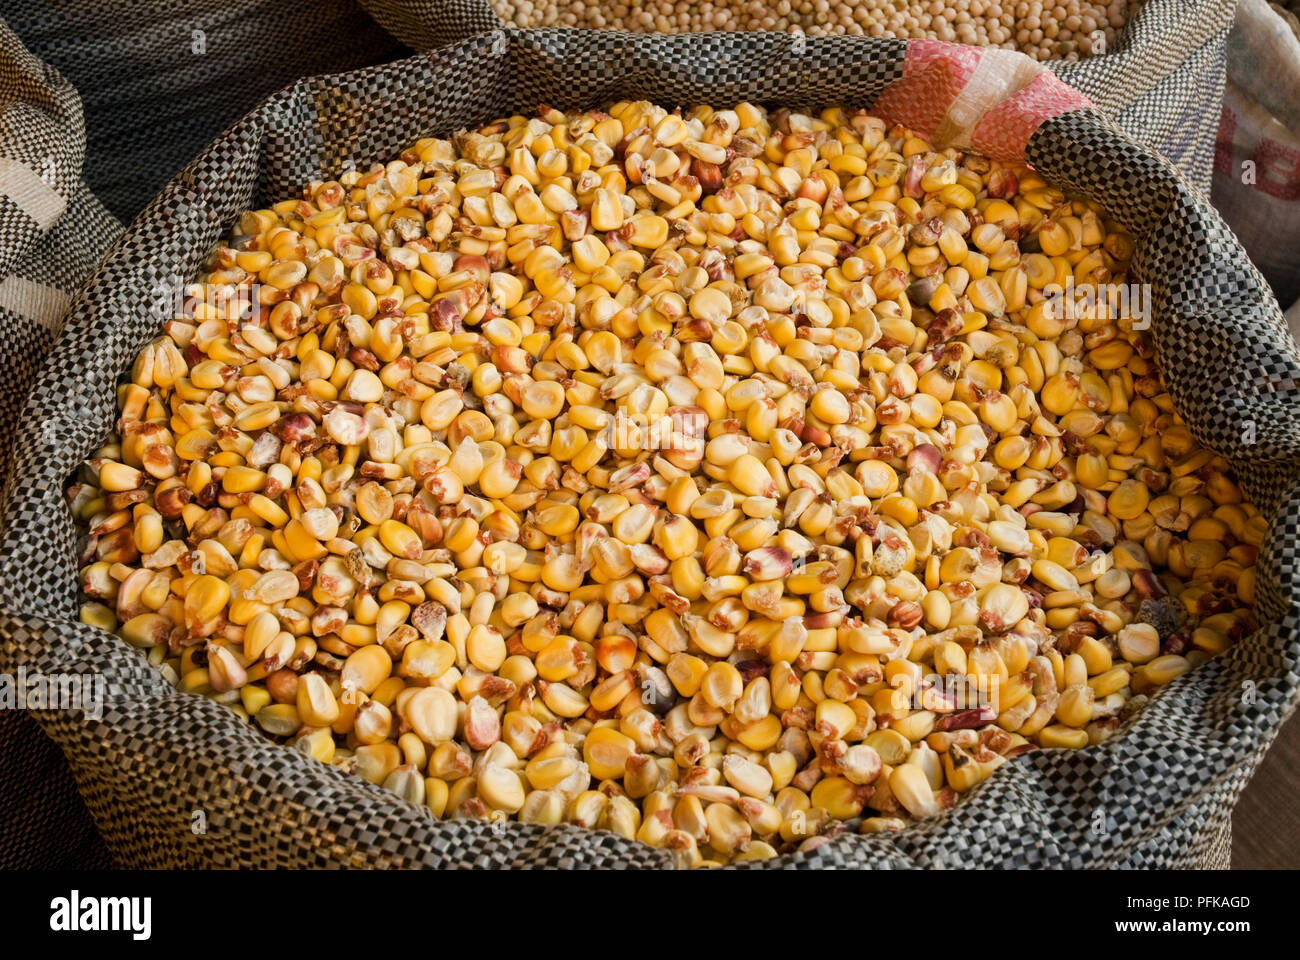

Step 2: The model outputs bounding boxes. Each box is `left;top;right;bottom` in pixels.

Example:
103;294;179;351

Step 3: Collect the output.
2;0;408;222
3;0;1298;868
0;0;407;869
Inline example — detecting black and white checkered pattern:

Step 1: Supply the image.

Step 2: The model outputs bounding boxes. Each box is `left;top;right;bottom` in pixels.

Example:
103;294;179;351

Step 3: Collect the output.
1050;0;1235;193
2;0;1292;869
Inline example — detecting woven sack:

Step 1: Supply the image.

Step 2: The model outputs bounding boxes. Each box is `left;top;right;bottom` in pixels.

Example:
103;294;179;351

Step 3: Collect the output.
0;17;123;869
0;0;407;222
3;0;1296;868
0;0;406;869
361;0;1239;192
1211;0;1300;318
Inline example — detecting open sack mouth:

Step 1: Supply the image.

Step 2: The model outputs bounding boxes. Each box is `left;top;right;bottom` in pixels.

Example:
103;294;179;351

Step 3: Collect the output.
3;15;1299;870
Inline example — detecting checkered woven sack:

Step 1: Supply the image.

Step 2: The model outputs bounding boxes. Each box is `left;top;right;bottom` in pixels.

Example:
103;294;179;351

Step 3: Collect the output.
0;0;406;869
360;0;1238;192
3;0;1296;869
0;17;122;870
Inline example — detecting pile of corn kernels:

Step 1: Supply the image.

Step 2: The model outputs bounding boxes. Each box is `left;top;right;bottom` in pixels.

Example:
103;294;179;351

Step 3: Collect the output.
489;0;1145;60
73;102;1259;867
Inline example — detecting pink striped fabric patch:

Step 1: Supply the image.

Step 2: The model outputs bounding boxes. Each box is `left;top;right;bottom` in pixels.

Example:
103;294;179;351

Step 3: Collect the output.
871;40;982;144
872;39;1092;162
971;69;1093;161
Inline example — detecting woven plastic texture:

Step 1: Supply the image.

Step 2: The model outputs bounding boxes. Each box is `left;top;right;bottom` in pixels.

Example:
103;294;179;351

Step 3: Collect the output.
1048;0;1236;193
0;1;409;869
0;711;112;869
0;18;122;869
1;0;409;222
362;0;1236;193
3;0;1294;868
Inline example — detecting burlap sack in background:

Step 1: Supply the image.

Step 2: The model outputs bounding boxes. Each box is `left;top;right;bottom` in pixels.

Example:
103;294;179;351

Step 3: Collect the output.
1211;0;1300;329
1;0;1297;869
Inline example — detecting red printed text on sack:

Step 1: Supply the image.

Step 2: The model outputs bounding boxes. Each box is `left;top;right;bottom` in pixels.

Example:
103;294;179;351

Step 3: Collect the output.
1254;137;1300;202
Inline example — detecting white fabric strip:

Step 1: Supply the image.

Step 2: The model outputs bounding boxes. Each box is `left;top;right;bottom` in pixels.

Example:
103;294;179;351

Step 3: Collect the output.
0;156;67;230
934;48;1043;149
0;275;70;331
